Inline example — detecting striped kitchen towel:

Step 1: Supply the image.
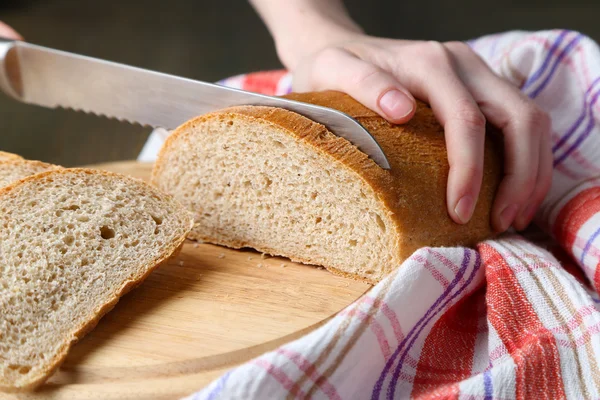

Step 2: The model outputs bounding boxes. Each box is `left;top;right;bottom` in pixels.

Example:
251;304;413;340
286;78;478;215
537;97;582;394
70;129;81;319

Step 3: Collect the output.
142;29;600;399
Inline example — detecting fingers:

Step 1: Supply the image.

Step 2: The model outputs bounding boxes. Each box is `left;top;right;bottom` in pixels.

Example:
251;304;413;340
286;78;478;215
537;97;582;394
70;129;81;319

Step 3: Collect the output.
427;86;486;226
449;44;551;232
298;43;487;226
291;40;553;232
481;100;549;233
396;43;486;225
487;104;547;233
293;48;416;123
514;125;553;230
0;21;22;40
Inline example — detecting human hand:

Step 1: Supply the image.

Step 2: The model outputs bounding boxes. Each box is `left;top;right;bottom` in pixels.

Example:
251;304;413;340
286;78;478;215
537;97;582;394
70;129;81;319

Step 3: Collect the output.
251;0;552;233
292;36;552;233
0;21;22;40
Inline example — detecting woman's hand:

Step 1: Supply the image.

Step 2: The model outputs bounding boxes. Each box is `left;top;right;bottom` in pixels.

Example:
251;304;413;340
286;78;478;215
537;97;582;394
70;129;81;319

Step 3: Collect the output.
0;21;22;40
293;37;552;233
250;0;552;233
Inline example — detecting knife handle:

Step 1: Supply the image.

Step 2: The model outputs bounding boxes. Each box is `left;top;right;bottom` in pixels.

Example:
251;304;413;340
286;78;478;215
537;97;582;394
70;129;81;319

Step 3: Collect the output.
0;38;22;100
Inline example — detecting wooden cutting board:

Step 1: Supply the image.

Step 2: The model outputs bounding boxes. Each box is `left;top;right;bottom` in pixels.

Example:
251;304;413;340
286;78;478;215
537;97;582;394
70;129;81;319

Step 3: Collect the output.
7;161;371;400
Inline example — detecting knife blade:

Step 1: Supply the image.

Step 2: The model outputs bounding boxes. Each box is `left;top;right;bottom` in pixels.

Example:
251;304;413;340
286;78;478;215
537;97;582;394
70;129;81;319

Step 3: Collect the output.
0;39;390;169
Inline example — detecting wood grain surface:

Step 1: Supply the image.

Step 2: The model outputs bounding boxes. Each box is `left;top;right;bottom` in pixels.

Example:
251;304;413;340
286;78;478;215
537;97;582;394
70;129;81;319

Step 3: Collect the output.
4;161;371;400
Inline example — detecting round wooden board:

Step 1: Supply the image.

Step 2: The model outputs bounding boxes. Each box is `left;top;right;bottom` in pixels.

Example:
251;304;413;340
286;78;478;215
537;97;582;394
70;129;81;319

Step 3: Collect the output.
8;161;371;400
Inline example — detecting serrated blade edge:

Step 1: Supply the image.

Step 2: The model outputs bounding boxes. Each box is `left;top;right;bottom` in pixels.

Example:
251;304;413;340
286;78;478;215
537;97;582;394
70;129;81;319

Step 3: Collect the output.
6;41;390;169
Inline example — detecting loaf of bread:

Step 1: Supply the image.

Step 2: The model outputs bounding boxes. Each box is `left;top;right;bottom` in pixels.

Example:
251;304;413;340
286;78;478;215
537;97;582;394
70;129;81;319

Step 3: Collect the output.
152;91;502;283
0;159;60;187
0;151;23;162
0;169;193;391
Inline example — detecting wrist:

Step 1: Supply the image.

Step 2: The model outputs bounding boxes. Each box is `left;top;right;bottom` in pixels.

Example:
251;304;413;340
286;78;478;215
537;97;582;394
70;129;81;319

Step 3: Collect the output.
274;20;364;70
249;0;364;70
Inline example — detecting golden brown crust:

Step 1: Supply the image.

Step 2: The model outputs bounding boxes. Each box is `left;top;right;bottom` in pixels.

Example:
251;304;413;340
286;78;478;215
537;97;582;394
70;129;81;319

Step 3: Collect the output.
153;90;502;280
0;151;23;161
0;159;58;168
0;159;62;186
280;91;503;259
0;168;193;392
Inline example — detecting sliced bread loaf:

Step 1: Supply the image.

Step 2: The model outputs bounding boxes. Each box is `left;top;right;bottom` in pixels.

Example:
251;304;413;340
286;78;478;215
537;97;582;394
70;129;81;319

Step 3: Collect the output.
0;168;193;391
0;159;61;188
0;152;23;162
151;90;503;283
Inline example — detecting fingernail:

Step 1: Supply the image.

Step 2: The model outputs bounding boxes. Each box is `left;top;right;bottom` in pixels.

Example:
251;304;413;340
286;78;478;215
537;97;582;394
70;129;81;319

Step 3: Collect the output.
498;204;519;232
379;90;414;120
454;195;475;224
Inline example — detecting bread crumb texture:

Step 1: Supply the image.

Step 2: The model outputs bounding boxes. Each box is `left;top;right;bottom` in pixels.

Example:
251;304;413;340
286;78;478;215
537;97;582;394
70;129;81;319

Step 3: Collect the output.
0;168;192;391
152;91;502;284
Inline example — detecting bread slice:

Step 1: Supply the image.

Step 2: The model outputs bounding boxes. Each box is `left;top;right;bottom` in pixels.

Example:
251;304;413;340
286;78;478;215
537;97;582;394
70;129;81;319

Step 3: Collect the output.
0;152;23;162
0;169;193;391
152;90;502;283
0;159;61;188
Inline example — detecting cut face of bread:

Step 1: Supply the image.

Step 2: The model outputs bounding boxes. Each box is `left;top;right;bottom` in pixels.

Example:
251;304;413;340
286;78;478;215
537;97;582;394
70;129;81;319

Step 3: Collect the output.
152;91;502;284
0;169;193;391
0;160;60;187
0;152;23;162
153;112;398;281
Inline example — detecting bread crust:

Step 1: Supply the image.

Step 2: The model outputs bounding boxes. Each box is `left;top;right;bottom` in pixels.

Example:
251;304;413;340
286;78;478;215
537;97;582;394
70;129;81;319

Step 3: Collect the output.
279;91;503;258
152;90;503;281
0;168;193;392
0;159;58;169
0;151;23;161
0;159;62;187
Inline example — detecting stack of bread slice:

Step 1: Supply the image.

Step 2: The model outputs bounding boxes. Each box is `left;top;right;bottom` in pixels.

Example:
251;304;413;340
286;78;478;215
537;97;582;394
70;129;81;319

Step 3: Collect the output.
0;153;193;391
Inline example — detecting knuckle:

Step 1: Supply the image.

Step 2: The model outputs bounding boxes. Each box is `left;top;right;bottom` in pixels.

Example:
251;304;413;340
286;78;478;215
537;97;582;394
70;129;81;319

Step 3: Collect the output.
348;65;382;88
520;173;538;193
536;108;552;131
503;173;535;202
453;100;487;131
449;164;484;197
449;152;483;177
444;41;486;68
420;40;451;64
461;163;484;183
314;47;345;66
535;168;553;198
444;41;472;55
308;48;347;88
518;104;551;134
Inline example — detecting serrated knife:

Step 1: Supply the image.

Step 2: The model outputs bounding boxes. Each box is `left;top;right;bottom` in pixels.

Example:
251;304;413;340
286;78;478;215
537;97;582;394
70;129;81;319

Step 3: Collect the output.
0;38;390;169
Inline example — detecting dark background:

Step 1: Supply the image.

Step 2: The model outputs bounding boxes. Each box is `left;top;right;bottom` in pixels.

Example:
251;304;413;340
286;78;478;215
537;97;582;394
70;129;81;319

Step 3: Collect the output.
0;0;599;166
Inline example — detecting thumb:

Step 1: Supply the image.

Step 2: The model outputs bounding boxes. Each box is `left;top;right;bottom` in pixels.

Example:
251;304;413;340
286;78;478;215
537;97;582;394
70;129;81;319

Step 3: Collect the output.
293;48;416;124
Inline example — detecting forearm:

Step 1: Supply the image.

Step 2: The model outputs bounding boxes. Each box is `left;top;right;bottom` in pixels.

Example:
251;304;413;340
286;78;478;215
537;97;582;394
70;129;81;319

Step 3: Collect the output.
249;0;363;69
